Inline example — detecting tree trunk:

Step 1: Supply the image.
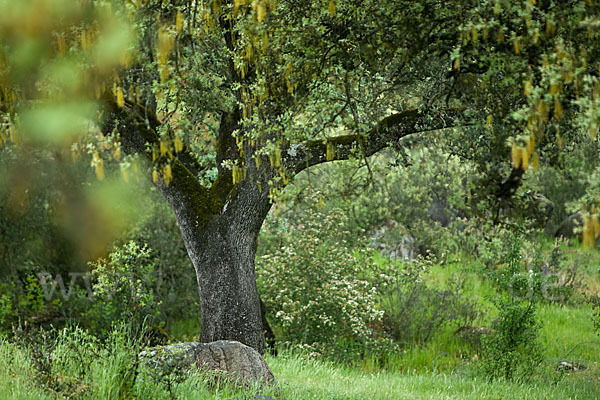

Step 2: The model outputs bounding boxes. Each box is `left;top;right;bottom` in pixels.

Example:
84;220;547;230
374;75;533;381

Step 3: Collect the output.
161;175;272;353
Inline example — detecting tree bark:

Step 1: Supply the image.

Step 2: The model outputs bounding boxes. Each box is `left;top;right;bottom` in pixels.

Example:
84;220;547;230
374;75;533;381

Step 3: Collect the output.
170;178;272;354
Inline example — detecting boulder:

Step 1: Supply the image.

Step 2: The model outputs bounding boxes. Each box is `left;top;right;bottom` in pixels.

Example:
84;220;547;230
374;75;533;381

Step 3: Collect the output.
368;220;422;261
139;340;275;387
428;197;452;227
555;211;582;239
526;192;555;228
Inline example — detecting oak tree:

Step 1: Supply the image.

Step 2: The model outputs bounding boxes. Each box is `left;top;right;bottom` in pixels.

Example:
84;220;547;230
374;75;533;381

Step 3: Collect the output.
3;0;600;352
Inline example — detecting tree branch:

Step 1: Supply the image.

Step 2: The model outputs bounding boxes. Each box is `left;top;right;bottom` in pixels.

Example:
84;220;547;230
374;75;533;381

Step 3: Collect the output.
287;107;469;175
99;92;225;229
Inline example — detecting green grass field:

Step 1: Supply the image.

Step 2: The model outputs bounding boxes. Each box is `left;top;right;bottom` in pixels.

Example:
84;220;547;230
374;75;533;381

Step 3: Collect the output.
1;244;599;399
2;339;599;400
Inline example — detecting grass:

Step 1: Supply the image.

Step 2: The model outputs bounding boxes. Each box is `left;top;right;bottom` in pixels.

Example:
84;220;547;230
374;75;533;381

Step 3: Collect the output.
2;337;599;400
539;303;600;362
2;238;599;399
267;354;600;400
0;339;54;400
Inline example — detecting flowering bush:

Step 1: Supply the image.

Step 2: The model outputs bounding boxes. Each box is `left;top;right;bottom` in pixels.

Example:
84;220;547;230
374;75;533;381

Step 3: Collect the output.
257;200;382;350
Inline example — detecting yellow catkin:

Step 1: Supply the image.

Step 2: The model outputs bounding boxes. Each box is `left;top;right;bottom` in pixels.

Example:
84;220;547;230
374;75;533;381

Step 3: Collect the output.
521;147;530;170
81;30;89;51
116;87;125;108
71;146;80;162
527;135;534;154
57;34;66;56
557;135;563;150
326;141;334;161
553;98;563;120
160;141;169;156
536;100;548;123
152;169;159;183
513;37;521;54
95;160;104;180
174;136;184;153
274;148;281;167
494;1;501;14
121;166;129;183
486;114;493;127
593;215;600;239
590;124;598;139
546;19;556;36
256;2;266;23
93;152;104;180
157;26;174;66
524;80;533;97
9;123;19;146
176;10;184;35
532;152;539;171
163;164;172;186
511;142;522;168
583;217;594;249
234;0;242;14
328;0;336;17
497;28;505;42
232;165;241;184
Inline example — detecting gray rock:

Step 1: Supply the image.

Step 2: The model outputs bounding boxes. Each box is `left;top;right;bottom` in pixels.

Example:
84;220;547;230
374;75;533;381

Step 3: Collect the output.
556;361;587;372
428;197;452;227
524;191;555;228
555;211;582;239
368;220;422;261
140;340;275;387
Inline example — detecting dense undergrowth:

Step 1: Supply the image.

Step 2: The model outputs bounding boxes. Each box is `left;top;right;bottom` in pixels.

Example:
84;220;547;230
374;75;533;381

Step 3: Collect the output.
1;321;599;400
2;235;599;399
2;145;600;398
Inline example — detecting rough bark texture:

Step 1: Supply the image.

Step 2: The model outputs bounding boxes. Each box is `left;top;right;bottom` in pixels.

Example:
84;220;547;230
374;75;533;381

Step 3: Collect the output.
178;179;272;354
286;107;468;174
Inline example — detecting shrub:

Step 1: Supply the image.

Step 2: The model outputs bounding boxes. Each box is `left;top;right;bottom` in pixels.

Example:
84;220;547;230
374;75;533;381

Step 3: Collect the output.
124;200;202;337
256;200;383;354
12;323;143;399
478;234;544;381
479;298;543;381
373;260;479;345
83;241;161;339
0;276;61;334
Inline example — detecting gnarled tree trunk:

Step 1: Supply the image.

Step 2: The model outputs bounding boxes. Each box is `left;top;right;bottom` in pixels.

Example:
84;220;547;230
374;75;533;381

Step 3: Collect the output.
172;179;272;353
